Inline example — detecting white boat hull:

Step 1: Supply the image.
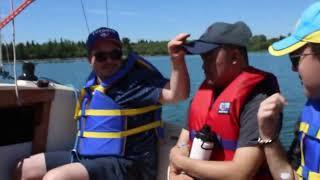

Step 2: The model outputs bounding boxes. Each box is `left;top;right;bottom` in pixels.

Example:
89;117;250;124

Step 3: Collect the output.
0;81;77;180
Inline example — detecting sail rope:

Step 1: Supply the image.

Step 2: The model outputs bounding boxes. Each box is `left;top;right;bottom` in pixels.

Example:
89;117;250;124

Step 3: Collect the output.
10;0;21;105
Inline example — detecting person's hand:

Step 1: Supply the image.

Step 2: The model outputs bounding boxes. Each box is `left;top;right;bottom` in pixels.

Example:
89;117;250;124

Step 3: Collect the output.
168;33;190;60
169;144;190;171
169;164;194;180
257;93;287;140
170;173;194;180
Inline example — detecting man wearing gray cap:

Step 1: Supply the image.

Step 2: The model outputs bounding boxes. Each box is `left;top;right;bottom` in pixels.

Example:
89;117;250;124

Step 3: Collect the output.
169;21;279;179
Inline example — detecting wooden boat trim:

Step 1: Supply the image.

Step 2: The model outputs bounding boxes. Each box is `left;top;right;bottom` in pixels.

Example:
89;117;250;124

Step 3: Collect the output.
0;87;55;154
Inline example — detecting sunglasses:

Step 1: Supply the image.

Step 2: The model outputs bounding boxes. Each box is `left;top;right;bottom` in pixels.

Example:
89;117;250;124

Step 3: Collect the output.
289;53;318;69
93;49;122;62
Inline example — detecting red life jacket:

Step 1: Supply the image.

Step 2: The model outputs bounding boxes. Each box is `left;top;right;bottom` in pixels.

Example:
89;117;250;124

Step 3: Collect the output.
188;66;278;179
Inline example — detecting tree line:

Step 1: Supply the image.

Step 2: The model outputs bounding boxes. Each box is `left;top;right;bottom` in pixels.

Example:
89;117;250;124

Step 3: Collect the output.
0;35;286;61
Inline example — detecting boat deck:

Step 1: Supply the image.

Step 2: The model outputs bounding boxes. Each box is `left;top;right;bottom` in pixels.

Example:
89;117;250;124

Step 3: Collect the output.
157;122;182;180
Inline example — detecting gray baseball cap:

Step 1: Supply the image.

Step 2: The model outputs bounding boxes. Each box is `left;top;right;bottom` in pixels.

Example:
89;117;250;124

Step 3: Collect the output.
184;21;252;54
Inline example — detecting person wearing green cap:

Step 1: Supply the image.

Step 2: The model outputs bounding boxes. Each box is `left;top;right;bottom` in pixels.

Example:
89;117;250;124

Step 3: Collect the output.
258;2;320;180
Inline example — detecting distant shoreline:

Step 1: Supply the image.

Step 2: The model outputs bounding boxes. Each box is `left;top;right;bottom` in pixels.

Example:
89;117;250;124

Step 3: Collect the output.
0;34;285;61
1;50;271;63
1;35;284;61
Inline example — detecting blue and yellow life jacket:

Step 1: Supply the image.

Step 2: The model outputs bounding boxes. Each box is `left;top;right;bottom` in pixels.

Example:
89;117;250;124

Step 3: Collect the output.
73;53;164;157
296;99;320;180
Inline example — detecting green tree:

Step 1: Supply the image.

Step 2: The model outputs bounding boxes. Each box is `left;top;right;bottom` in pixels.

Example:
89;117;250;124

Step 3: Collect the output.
122;37;133;56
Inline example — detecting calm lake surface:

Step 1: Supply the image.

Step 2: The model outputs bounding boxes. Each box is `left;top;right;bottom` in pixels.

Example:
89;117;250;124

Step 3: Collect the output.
1;52;305;148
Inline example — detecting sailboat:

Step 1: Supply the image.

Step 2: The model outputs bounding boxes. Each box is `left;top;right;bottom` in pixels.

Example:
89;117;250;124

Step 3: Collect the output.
0;1;178;180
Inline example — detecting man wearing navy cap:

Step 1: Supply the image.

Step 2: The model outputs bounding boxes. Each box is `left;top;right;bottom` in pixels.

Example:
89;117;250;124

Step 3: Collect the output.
169;22;279;179
14;27;190;180
258;2;320;180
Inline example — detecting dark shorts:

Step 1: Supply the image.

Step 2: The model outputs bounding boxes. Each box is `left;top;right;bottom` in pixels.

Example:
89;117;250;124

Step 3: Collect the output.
44;151;155;180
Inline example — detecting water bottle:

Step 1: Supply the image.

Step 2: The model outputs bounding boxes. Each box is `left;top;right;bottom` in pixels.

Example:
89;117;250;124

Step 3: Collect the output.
189;125;214;160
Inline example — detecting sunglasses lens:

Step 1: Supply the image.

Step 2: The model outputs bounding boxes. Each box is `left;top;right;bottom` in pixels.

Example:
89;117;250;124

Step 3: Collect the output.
94;51;109;62
93;49;122;62
109;49;122;60
289;55;299;69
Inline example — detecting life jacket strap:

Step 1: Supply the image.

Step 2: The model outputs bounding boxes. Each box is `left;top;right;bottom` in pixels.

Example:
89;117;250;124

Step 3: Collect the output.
299;122;320;140
74;89;87;120
296;165;320;180
92;85;105;93
78;120;162;138
78;105;161;117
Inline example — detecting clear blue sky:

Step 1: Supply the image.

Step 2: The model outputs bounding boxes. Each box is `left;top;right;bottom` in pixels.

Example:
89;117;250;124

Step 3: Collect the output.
0;0;317;43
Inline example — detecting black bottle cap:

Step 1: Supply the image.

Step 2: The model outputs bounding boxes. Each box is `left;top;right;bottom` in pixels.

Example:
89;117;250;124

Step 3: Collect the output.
195;124;214;142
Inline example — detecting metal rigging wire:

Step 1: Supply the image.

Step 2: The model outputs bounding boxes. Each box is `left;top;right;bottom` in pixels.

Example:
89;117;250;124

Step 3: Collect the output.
0;4;14;80
80;0;90;34
0;16;2;70
105;0;109;27
80;0;110;33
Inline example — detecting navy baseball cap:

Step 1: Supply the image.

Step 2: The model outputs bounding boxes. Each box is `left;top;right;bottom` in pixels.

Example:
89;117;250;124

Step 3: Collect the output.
184;21;252;54
86;27;122;50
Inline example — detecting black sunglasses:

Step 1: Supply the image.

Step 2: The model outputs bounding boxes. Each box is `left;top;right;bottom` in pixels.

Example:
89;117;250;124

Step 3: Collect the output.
289;53;318;69
93;49;122;62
